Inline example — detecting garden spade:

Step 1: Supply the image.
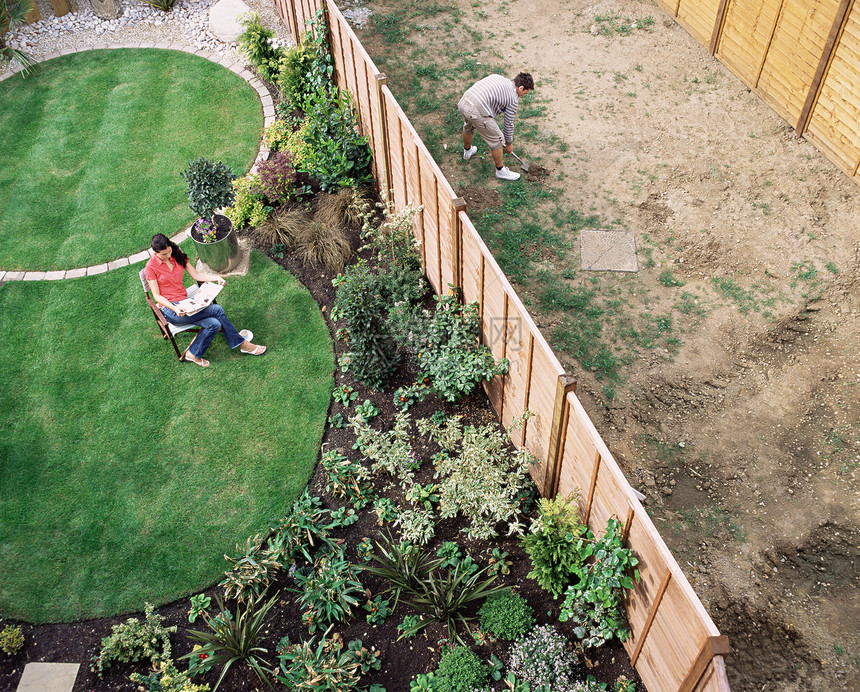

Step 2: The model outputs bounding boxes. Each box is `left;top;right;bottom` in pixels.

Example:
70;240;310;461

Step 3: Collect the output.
510;151;530;172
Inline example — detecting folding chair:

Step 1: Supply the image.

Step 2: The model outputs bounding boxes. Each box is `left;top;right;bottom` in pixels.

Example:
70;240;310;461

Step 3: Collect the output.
139;268;203;361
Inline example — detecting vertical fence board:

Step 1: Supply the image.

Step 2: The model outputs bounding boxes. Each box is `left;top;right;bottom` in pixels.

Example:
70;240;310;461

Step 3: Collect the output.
716;0;779;86
677;0;723;44
805;0;860;176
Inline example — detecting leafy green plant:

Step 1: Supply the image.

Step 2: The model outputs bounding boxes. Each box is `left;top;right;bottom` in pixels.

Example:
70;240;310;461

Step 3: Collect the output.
180;158;236;222
182;592;277;690
332;260;400;390
407;482;441;510
263;118;292;152
333;384;358;407
417;412;535;539
354;399;380;421
223;173;269;229
373;497;398;524
321;449;375;509
276;41;319;110
130;658;210;692
90;603;175;677
269;490;341;563
189;594;211;623
364;594;393;624
434;645;488;692
255;151;299;206
139;0;177;11
508;625;582;691
352;411;416;487
393;383;431;411
276;635;380;691
521;493;589;597
486;548;512;577
237;13;285;82
398;614;422;638
410;672;437;691
394;506;437;545
0;624;23;655
416;293;509;402
220;534;281;602
479;589;535;640
559;517;640;648
294;546;364;633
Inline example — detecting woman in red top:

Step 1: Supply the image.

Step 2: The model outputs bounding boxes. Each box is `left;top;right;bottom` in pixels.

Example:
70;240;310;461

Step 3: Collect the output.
144;233;265;367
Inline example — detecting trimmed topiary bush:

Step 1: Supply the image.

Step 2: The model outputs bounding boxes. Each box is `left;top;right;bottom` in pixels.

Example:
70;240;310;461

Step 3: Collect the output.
434;645;487;692
478;588;535;640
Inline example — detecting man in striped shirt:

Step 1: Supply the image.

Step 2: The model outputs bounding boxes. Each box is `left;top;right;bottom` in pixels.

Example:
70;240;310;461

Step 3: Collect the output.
458;72;534;181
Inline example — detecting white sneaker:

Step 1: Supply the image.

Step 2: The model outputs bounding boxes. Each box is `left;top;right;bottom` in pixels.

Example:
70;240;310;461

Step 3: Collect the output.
495;166;520;181
463;145;478;160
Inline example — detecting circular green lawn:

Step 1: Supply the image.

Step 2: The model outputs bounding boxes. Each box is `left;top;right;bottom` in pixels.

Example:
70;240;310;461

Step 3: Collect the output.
0;251;334;623
0;48;262;271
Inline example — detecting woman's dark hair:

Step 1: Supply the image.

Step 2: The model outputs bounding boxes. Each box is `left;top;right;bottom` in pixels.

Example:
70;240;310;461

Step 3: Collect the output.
150;233;188;267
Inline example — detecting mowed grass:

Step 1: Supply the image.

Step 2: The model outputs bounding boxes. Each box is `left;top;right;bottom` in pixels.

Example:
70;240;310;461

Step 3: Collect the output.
0;251;333;623
0;48;262;271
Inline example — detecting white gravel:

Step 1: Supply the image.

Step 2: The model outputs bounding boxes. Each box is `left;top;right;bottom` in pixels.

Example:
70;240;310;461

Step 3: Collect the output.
1;0;293;79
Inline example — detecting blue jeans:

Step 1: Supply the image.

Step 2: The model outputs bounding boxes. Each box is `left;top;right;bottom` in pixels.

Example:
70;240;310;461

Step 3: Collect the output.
161;303;245;358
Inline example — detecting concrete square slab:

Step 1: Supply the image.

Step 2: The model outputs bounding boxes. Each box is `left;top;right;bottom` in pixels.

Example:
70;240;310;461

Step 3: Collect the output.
17;662;79;692
65;268;87;279
580;229;638;272
44;270;67;280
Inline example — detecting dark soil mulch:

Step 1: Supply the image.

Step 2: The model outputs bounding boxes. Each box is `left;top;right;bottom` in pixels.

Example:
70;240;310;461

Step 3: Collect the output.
0;225;639;692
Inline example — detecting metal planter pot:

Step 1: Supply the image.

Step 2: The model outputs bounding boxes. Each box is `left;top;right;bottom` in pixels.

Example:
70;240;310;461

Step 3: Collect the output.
191;214;239;273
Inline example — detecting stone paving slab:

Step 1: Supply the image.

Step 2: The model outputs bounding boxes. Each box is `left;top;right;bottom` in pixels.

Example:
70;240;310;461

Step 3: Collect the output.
65;268;87;279
44;270;66;280
17;662;79;692
580;229;638;272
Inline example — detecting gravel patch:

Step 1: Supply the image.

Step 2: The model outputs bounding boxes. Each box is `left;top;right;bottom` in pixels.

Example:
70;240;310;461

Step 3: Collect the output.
1;0;293;79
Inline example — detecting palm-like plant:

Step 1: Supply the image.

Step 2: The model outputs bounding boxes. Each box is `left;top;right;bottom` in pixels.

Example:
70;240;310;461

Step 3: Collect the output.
1;0;37;75
180;591;277;691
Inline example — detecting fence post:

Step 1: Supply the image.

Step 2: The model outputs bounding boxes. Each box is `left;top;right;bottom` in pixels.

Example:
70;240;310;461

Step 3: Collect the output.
678;636;731;692
374;73;393;199
544;373;577;497
450;198;466;293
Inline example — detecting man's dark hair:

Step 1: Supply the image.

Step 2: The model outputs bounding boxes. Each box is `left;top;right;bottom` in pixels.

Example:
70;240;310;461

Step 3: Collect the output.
514;72;534;90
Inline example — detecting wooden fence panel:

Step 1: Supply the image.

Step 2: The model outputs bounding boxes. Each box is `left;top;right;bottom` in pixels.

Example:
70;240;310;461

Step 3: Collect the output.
677;0;723;45
715;0;780;87
805;0;860;177
755;0;840;123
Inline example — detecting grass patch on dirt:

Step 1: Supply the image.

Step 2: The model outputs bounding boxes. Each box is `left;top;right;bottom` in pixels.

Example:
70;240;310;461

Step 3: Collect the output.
0;251;333;623
0;48;261;271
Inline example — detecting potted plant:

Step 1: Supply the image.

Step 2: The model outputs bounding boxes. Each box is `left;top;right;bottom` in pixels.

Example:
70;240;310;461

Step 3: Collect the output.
181;157;240;272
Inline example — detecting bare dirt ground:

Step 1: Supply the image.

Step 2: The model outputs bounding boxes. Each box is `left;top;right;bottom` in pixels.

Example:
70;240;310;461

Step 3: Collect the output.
343;0;860;689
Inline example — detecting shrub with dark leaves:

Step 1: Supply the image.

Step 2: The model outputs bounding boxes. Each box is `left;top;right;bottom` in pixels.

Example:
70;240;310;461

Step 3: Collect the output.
255;151;299;206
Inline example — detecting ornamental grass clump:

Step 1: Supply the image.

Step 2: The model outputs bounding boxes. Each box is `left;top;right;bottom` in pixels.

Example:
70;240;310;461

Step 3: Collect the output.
293;219;353;272
508;624;583;692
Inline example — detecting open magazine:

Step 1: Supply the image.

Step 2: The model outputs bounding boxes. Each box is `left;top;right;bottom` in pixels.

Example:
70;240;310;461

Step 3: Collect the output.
173;282;223;316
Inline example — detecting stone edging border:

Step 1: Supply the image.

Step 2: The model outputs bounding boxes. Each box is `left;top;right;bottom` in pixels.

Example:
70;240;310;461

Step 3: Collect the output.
0;43;274;283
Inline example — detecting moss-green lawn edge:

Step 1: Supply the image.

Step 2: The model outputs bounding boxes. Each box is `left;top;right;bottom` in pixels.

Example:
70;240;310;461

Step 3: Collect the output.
0;251;334;623
0;48;262;272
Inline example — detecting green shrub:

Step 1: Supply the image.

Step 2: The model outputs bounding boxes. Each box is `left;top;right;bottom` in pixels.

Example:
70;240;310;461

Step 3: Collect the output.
478;589;535;640
298;89;373;191
294;546;364;633
269;489;340;564
332;259;399;390
559;517;640;648
237;13;285;82
263;118;292;152
416;293;509;402
521;493;589;598
0;625;23;655
130;658;211;692
223;174;268;229
180;157;236;221
276;42;319;110
220;534;281;602
434;646;487;692
508;625;582;692
277;635;380;691
90;603;175;677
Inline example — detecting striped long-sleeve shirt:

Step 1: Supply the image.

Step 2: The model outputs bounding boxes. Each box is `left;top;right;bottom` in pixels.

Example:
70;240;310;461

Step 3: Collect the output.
463;74;519;144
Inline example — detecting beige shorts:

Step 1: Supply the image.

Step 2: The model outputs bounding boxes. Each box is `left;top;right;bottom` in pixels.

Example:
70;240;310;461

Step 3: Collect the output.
458;97;504;151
